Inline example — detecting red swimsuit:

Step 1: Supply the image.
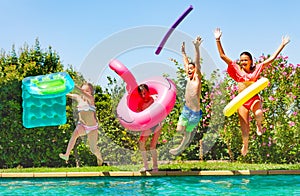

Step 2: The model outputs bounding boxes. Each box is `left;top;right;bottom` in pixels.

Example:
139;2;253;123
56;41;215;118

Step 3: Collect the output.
227;61;264;110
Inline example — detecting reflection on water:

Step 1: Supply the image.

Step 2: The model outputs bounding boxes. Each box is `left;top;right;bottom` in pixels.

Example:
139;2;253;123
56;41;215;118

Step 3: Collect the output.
0;175;299;195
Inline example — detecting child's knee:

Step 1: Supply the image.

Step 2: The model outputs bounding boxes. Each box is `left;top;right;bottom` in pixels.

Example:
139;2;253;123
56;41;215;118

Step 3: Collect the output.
149;145;156;151
255;109;263;120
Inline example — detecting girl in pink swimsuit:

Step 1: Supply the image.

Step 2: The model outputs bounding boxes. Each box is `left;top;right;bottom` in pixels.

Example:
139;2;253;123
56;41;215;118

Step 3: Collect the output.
59;83;103;165
214;28;290;156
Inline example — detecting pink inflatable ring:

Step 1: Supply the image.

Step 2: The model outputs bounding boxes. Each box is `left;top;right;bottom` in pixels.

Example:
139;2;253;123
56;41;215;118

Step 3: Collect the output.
109;59;177;131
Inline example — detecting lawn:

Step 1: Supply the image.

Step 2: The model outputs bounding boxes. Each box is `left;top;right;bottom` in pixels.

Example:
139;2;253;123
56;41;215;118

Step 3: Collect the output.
1;161;300;173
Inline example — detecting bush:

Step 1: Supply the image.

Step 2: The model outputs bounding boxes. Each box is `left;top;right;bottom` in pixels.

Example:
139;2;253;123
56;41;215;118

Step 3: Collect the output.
0;39;298;168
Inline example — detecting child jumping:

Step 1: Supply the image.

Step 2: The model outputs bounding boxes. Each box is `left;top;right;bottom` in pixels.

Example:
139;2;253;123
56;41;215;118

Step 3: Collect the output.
59;82;103;165
137;84;162;172
169;36;203;156
214;28;290;156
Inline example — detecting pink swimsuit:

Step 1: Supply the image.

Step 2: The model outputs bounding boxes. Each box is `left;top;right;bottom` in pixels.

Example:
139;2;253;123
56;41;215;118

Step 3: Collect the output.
78;122;98;134
77;103;98;134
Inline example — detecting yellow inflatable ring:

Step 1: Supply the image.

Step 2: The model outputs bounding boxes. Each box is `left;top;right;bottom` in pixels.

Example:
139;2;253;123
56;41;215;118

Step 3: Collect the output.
223;77;269;116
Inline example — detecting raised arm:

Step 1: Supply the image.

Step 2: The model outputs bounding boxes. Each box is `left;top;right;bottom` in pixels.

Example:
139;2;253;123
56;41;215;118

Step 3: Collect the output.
214;28;232;65
181;41;190;74
193;36;202;80
262;35;290;66
66;93;78;100
193;36;202;71
74;85;94;104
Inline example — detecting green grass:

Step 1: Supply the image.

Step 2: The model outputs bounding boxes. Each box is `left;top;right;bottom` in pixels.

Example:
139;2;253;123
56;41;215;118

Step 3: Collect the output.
158;161;300;171
1;161;300;173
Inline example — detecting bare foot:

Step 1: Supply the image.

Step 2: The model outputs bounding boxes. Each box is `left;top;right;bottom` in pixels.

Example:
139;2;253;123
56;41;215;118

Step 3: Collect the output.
59;153;69;161
152;167;159;172
139;167;150;172
241;145;248;156
169;147;184;156
169;132;192;156
97;158;103;166
256;124;264;136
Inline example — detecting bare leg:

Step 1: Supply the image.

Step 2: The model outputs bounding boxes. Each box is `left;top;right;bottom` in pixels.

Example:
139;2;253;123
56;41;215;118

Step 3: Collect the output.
149;125;162;172
139;129;151;171
87;129;103;166
176;124;185;134
238;106;250;156
59;125;85;161
168;124;185;155
169;128;192;156
252;101;264;135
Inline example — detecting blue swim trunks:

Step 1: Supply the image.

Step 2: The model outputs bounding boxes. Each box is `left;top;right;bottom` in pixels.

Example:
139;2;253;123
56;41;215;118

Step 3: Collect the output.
178;105;202;132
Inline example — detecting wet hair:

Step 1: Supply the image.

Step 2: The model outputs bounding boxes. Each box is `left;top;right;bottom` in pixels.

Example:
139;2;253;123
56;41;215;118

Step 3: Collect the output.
240;51;255;71
188;62;195;67
138;84;149;95
82;82;94;96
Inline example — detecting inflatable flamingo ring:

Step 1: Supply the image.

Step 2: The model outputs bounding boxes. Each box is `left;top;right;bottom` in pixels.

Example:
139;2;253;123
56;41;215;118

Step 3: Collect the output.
109;59;177;131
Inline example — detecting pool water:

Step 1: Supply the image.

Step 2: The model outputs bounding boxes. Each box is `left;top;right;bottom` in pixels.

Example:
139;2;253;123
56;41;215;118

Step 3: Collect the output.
0;175;299;195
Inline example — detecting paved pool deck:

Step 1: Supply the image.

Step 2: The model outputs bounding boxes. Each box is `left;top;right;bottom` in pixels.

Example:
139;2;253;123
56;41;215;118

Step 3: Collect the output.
1;170;300;178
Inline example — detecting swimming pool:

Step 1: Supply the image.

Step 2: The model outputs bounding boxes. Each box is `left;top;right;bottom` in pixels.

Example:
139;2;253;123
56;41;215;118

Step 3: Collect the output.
0;175;299;195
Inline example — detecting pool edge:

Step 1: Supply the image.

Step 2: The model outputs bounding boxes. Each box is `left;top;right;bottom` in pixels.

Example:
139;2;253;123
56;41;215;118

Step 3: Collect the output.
1;170;300;178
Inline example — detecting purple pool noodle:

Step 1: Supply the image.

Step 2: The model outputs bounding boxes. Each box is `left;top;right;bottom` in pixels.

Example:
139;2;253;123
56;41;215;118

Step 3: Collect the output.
155;5;193;55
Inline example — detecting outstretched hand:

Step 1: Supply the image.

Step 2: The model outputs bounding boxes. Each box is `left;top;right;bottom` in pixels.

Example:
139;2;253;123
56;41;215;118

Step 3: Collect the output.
181;42;186;54
282;35;290;46
214;28;222;40
193;36;203;48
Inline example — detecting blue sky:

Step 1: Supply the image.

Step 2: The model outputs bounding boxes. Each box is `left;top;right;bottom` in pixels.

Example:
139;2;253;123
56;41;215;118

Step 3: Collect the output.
1;0;299;86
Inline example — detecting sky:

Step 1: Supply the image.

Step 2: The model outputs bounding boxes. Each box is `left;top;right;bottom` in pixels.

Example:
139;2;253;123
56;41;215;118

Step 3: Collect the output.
1;0;299;87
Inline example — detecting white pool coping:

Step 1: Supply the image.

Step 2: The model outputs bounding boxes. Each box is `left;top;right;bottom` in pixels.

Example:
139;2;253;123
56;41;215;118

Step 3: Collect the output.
1;170;300;178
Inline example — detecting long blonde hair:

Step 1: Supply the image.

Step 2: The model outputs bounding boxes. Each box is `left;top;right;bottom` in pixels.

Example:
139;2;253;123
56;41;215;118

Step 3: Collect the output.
82;82;95;96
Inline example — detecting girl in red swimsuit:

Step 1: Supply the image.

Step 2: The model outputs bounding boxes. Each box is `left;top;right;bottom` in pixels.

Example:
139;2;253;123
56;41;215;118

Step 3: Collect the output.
214;28;290;156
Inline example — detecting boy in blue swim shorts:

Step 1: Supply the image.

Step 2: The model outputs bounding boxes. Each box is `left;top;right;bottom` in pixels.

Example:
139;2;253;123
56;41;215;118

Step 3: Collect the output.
178;105;203;133
169;36;203;156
